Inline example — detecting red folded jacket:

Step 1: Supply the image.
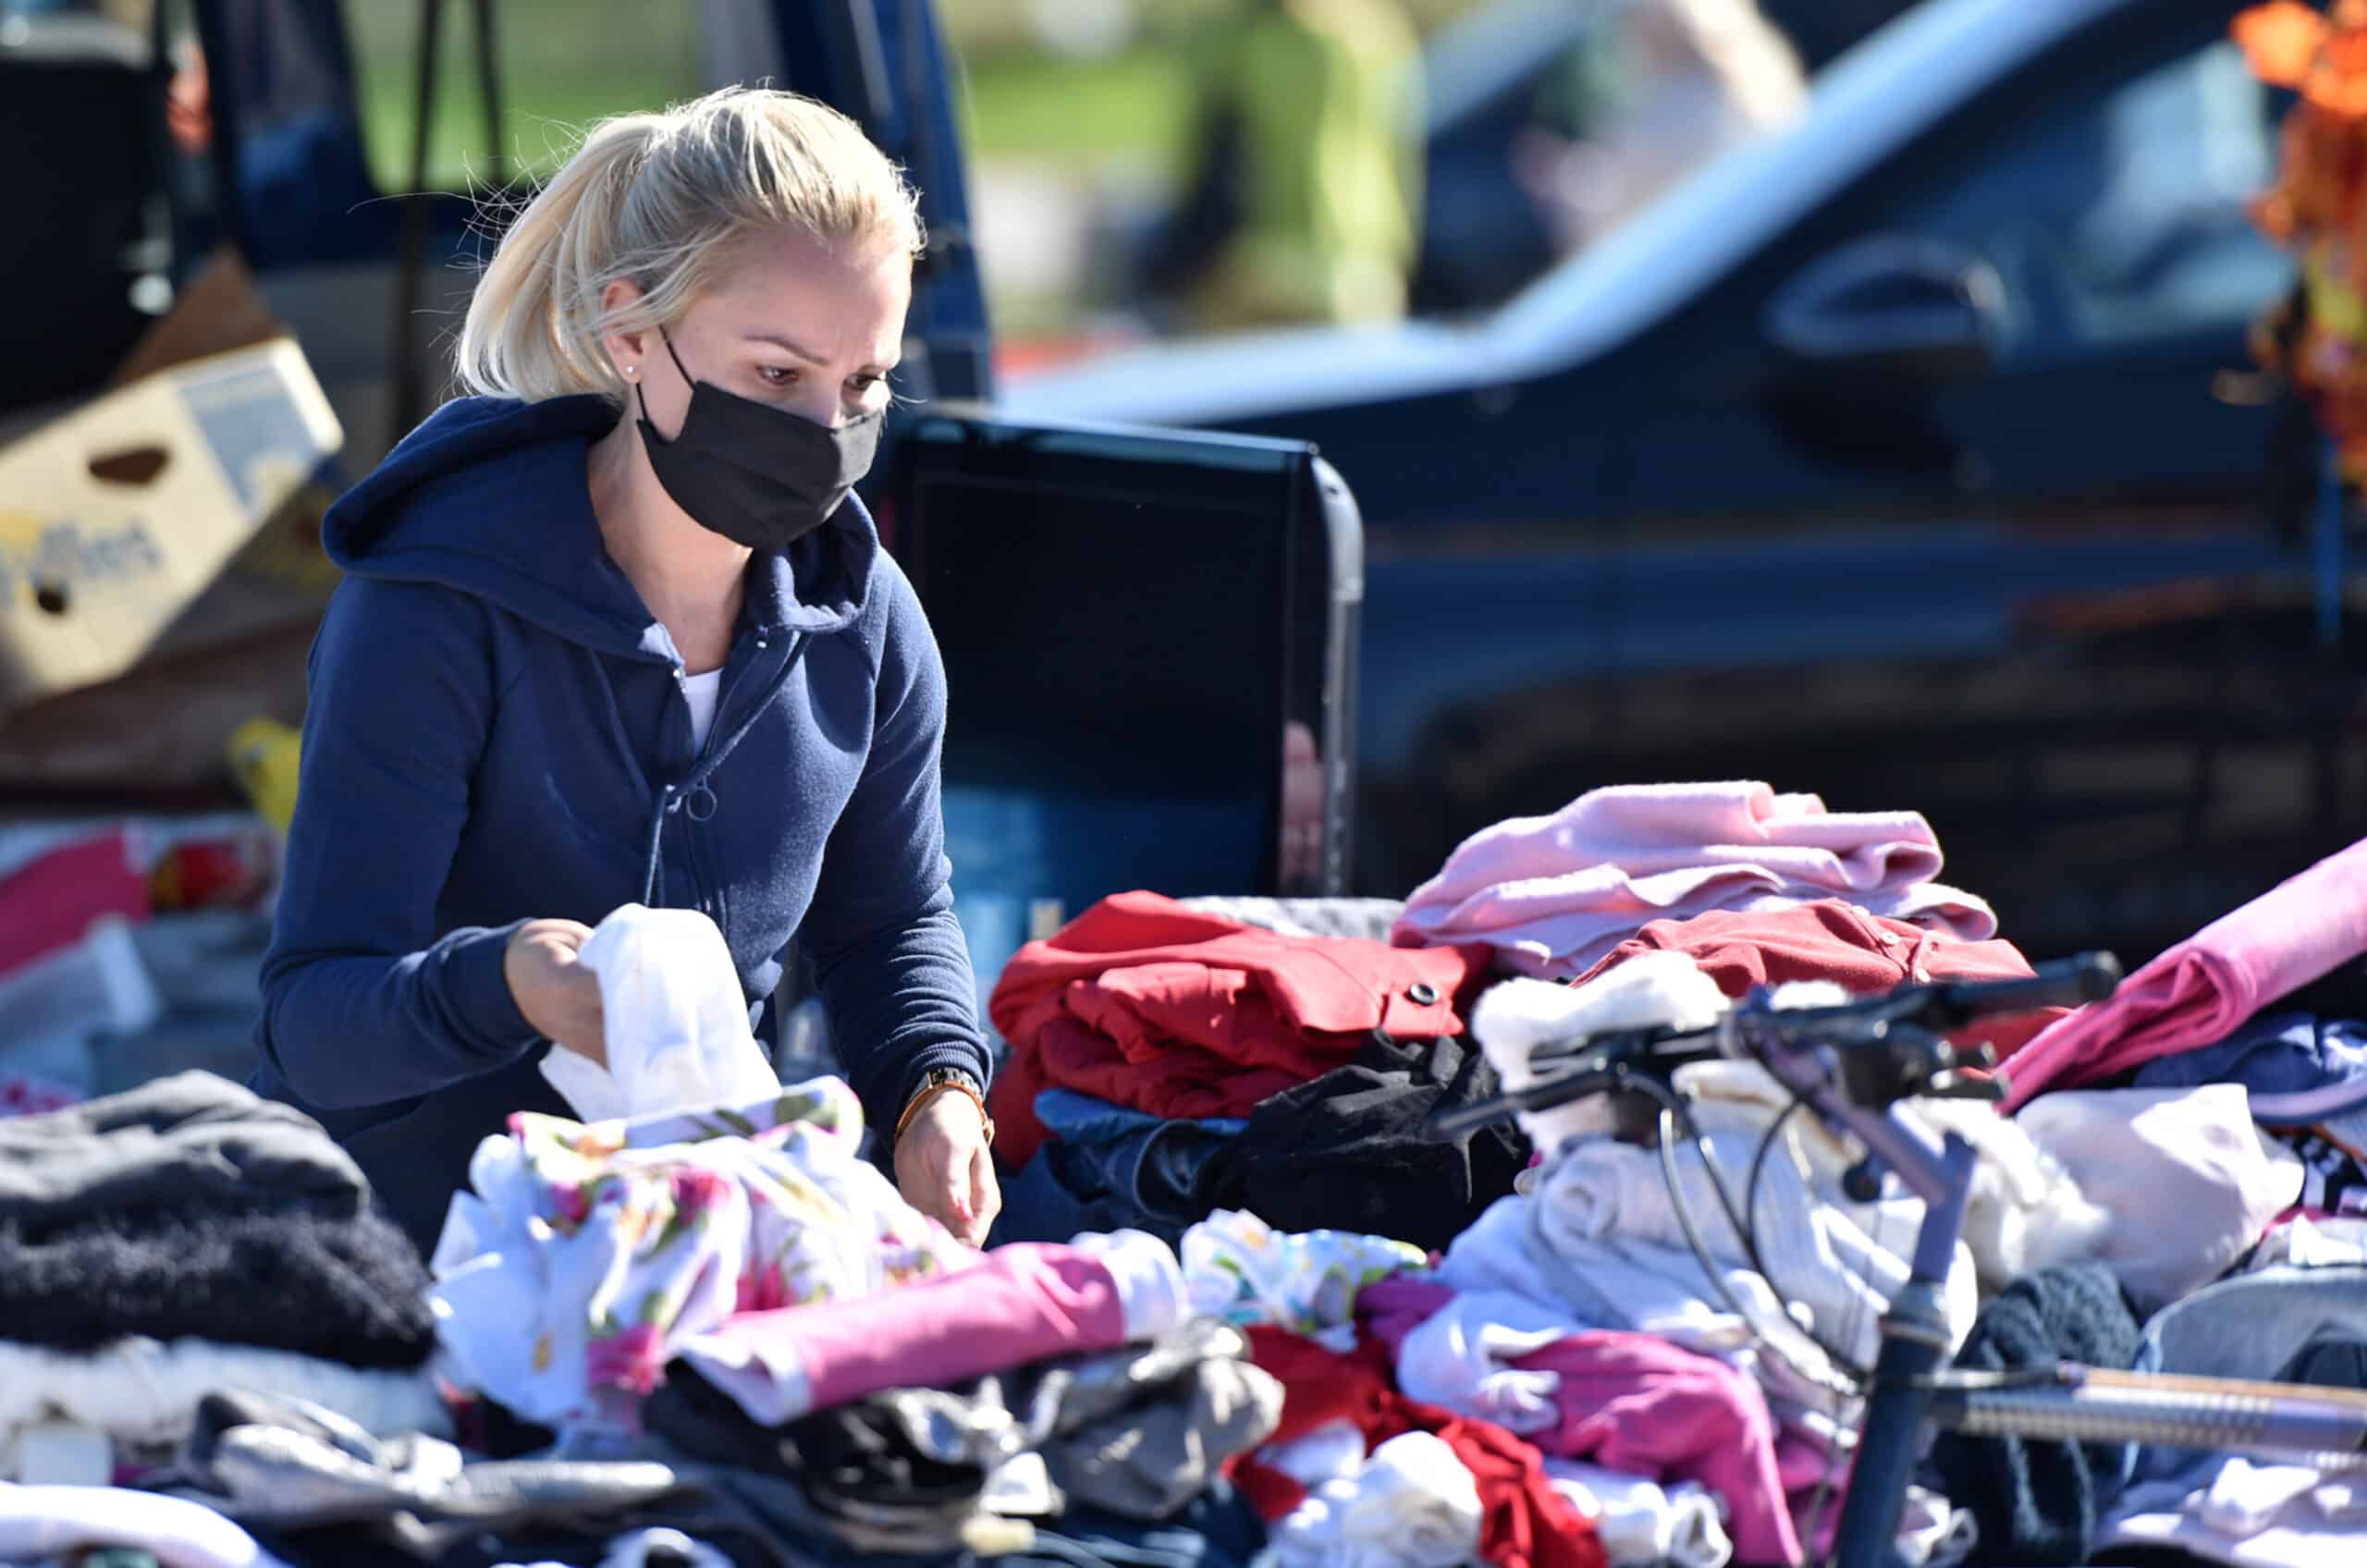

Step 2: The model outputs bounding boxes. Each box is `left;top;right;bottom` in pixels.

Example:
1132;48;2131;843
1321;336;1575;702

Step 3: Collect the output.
989;891;1495;1168
1572;899;2067;1059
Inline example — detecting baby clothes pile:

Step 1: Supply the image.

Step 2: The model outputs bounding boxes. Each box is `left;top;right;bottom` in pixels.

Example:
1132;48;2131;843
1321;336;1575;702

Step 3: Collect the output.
11;791;2367;1568
0;1072;448;1490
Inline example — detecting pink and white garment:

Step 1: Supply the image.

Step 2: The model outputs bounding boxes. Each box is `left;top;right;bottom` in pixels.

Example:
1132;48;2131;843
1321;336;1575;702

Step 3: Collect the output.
1181;1210;1428;1354
1391;782;1995;978
1359;1277;1800;1568
429;1076;979;1430
676;1231;1187;1425
2002;835;2367;1110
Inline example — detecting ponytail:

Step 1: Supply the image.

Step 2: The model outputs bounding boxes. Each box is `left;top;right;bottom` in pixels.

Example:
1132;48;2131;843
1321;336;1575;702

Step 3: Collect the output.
452;89;924;405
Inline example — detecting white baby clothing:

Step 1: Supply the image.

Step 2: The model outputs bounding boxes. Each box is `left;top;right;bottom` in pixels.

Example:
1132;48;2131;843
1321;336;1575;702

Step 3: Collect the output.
537;903;782;1124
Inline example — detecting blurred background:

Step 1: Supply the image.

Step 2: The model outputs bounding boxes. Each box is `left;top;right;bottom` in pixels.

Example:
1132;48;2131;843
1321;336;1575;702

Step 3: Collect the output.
945;0;1883;366
3;0;2363;1101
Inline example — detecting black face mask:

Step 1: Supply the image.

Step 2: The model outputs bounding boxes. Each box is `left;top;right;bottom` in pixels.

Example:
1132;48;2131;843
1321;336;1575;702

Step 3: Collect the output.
634;330;881;552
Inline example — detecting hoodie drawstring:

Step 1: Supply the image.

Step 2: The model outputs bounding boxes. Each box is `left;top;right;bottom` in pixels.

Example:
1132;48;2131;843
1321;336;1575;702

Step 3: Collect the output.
637;633;808;906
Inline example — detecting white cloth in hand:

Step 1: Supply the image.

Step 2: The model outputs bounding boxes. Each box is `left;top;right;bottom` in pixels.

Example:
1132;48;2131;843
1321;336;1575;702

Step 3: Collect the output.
538;904;780;1121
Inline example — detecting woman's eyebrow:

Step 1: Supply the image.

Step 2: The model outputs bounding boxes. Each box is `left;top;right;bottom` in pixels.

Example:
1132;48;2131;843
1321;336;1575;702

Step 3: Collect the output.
742;331;828;364
742;332;900;375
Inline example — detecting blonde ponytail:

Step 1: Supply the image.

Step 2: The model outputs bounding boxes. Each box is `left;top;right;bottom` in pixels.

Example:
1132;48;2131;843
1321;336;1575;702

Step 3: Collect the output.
453;88;926;404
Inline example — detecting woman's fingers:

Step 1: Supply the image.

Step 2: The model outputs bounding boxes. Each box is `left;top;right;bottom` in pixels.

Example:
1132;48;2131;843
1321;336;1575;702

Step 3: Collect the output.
558;969;607;1063
966;1143;1001;1240
506;920;608;1064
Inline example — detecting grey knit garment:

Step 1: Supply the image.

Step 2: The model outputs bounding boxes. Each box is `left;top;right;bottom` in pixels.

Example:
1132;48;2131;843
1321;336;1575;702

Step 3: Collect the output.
0;1070;365;1229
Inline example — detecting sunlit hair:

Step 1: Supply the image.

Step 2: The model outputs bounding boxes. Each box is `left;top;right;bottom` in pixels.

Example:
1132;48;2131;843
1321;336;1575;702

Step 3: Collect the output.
453;86;925;403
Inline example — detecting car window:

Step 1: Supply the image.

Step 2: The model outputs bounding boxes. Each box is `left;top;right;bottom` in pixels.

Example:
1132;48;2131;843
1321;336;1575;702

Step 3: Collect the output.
1873;36;2290;361
341;0;705;193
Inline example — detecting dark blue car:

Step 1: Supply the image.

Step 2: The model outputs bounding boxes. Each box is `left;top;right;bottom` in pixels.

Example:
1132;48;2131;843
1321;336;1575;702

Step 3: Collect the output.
1007;0;2367;962
27;0;2361;976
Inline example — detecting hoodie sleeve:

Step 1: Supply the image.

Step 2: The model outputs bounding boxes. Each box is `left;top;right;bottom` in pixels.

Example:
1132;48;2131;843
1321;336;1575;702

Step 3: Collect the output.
257;577;542;1109
801;561;990;1141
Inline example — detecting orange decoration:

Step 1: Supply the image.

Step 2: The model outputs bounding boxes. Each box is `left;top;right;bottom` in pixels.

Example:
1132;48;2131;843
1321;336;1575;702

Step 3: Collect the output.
2237;2;2367;479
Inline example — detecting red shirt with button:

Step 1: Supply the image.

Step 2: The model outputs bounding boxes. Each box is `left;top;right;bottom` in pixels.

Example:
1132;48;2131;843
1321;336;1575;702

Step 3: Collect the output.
1568;899;2069;1059
987;890;1496;1169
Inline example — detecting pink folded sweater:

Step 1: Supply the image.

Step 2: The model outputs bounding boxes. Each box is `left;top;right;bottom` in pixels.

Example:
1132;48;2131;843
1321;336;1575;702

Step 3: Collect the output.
1392;781;1995;978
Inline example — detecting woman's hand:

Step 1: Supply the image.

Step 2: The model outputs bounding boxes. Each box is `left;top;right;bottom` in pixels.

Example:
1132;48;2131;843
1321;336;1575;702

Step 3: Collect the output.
505;918;607;1065
895;1088;1000;1246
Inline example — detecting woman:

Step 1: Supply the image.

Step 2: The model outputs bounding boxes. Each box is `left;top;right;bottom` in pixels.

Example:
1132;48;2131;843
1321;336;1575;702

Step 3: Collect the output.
251;88;1000;1253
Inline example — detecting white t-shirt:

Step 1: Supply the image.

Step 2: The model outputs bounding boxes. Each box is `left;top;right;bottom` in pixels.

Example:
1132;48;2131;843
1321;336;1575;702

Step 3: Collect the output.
682;668;723;753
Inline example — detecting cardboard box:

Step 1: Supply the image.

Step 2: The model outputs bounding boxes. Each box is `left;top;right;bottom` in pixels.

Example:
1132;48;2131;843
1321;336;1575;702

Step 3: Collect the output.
0;337;343;712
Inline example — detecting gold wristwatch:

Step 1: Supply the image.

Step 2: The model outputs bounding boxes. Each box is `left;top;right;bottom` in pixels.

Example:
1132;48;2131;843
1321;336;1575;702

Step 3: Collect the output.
894;1067;994;1145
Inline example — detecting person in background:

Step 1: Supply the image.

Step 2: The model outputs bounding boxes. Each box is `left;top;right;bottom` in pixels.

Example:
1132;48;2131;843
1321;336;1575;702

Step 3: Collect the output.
1140;0;1424;334
251;88;1000;1253
1512;0;1806;257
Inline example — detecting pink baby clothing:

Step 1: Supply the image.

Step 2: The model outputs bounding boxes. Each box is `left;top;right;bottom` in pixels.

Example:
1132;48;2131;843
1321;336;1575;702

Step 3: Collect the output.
1391;781;1995;978
2001;835;2367;1111
675;1231;1186;1425
1359;1275;1800;1567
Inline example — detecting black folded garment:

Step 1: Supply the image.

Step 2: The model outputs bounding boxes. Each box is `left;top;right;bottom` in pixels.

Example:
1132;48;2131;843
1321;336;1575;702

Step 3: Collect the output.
0;1204;439;1368
1202;1031;1530;1252
644;1318;1279;1553
647;1361;985;1557
0;1070;367;1231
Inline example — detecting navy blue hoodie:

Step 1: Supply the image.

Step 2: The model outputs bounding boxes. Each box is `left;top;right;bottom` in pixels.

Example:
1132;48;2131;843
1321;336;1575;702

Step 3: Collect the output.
252;394;987;1249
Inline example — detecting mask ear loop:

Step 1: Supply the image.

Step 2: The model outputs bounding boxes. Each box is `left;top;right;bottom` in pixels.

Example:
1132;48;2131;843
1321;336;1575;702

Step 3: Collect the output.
656;326;694;387
633;326;698;437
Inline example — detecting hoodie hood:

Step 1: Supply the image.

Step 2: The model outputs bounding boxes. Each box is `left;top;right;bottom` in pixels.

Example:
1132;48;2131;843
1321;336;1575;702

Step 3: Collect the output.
322;394;880;659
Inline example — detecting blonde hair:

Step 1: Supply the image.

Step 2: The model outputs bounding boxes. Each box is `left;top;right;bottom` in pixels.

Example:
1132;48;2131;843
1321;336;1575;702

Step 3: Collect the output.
454;87;925;404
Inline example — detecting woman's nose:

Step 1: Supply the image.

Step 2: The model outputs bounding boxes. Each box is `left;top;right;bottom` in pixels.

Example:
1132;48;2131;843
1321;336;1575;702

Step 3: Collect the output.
788;386;844;429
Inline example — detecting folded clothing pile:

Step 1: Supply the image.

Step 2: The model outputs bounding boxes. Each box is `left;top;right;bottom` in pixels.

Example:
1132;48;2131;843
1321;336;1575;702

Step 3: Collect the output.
0;1071;448;1486
1389;781;1997;981
1569;900;2072;1059
126;1381;1281;1568
988;891;1495;1163
648;1315;1282;1558
987;892;1527;1254
428;1077;982;1431
416;1070;1289;1562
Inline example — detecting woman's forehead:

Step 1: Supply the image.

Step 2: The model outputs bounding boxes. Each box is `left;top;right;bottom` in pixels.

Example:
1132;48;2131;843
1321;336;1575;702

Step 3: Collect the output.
698;230;909;360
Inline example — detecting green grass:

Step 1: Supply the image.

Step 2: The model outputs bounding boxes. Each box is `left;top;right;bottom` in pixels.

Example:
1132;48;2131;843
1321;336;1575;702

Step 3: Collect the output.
346;0;705;193
347;0;1197;197
953;46;1195;175
358;72;693;192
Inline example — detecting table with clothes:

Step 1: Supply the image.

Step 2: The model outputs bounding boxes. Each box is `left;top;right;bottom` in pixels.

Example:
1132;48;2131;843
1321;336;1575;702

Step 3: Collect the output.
6;779;2367;1568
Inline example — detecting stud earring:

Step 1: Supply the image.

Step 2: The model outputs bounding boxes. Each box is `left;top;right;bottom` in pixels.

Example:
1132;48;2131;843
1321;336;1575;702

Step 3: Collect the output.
624;365;638;380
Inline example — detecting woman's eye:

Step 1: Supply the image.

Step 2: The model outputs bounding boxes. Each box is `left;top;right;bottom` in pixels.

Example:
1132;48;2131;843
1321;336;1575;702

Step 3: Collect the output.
757;365;798;386
849;374;885;394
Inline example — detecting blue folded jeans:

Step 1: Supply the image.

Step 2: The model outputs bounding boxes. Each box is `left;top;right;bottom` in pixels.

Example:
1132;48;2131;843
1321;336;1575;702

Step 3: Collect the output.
991;1091;1245;1248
